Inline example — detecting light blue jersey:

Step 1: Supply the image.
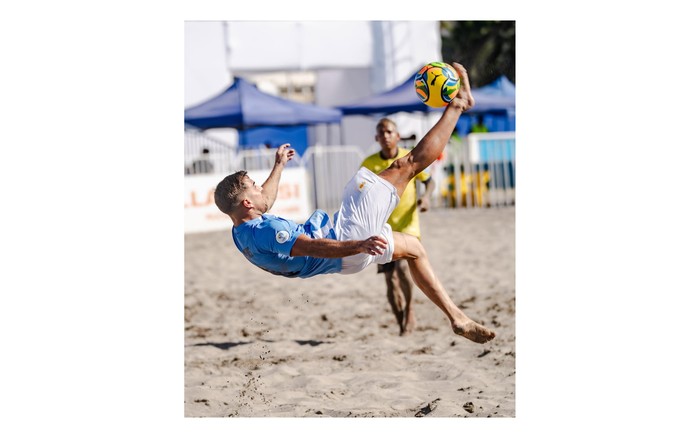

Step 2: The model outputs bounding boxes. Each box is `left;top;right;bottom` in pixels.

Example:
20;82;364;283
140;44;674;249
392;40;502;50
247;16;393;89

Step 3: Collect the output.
232;210;342;278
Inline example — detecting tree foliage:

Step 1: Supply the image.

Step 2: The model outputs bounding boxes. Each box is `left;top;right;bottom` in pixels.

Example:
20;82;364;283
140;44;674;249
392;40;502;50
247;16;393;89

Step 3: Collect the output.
440;21;515;87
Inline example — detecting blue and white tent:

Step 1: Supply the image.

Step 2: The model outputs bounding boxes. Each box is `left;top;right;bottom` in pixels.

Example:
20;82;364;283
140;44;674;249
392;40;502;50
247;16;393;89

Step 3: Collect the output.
184;77;343;130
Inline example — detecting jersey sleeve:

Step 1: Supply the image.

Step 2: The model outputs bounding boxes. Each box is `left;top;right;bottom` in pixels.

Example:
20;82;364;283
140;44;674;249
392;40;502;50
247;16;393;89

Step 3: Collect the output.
255;218;302;257
416;168;431;183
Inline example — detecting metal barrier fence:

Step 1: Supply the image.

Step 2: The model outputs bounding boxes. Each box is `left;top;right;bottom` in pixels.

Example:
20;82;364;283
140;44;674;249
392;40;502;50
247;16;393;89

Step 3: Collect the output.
441;132;516;208
301;145;366;213
184;130;515;211
184;130;238;175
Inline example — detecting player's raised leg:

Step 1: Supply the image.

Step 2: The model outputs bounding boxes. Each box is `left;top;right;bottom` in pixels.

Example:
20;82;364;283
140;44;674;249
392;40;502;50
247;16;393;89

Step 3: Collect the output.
379;62;474;197
391;231;496;344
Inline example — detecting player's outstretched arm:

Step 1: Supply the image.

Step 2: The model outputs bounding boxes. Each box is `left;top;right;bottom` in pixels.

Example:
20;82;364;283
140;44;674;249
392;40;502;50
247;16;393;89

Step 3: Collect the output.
261;144;295;211
290;234;387;258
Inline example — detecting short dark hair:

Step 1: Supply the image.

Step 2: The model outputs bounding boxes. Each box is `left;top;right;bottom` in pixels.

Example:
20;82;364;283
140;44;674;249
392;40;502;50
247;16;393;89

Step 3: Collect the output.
214;171;248;215
376;117;397;131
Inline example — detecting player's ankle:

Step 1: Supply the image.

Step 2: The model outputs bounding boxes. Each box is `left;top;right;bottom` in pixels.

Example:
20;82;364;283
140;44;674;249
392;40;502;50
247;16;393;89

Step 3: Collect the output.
448;98;468;113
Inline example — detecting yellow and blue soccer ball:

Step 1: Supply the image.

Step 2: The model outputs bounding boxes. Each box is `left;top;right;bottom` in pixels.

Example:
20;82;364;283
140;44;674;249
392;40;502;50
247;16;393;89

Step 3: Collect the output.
414;62;460;108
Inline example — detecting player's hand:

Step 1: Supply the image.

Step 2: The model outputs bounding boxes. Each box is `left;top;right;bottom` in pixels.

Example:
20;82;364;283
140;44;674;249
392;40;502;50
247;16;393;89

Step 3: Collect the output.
275;143;295;166
418;196;430;212
359;235;388;256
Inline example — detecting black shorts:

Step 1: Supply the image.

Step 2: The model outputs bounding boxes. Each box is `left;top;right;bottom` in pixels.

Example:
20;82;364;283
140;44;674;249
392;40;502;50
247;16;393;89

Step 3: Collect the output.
377;261;396;274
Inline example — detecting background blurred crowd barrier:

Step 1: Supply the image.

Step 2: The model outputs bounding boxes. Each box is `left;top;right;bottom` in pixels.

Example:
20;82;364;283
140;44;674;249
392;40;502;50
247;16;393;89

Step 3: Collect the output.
441;132;516;208
184;130;515;233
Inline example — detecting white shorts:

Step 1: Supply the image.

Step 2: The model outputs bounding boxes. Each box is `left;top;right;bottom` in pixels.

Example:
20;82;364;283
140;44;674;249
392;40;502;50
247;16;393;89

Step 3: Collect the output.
335;167;399;275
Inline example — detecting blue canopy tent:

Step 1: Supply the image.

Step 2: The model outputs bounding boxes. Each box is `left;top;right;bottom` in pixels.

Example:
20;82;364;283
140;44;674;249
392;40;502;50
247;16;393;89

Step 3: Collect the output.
337;75;435;116
184;77;343;156
472;75;515;98
455;75;516;134
336;74;515;135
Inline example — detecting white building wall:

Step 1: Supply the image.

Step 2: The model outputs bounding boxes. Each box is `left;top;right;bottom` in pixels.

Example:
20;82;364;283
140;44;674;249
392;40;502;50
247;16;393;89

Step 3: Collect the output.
313;21;442;151
184;21;229;107
371;21;442;91
225;21;374;72
184;21;238;146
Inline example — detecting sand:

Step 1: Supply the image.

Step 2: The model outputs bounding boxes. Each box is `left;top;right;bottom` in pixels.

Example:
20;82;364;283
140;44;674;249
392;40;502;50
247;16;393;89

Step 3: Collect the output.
184;207;515;418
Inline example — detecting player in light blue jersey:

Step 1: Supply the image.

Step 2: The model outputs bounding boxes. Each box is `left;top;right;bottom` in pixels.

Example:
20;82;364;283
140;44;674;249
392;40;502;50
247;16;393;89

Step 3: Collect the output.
232;209;342;278
214;62;495;344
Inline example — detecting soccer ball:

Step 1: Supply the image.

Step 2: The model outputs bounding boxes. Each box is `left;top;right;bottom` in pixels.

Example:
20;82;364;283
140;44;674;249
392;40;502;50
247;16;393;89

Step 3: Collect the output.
414;62;460;108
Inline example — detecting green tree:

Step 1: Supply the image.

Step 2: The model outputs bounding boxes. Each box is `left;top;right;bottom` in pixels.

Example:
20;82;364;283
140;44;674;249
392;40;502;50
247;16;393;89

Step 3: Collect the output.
440;21;515;87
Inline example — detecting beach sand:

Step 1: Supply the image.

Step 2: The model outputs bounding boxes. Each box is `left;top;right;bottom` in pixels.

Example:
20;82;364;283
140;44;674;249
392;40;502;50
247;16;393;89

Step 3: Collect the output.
184;207;515;418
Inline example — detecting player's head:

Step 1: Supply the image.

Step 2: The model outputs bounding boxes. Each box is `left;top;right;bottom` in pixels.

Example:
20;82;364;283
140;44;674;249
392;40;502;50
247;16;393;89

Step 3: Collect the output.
215;171;270;217
214;171;250;215
375;118;400;152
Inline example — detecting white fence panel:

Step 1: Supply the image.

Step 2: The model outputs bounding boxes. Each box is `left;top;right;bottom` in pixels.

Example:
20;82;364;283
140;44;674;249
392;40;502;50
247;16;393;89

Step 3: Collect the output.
300;145;365;213
184;130;237;175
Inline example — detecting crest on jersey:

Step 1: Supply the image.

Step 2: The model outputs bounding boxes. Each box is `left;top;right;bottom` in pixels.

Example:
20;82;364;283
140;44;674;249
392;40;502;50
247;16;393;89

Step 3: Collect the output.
276;230;290;244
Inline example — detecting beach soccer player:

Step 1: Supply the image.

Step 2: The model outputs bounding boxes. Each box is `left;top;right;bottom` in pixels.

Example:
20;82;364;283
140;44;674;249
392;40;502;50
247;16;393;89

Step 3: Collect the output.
214;62;495;344
360;117;436;336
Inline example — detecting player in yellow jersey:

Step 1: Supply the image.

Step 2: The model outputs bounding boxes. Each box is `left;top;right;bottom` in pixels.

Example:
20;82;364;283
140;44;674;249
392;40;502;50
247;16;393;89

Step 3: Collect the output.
360;118;435;336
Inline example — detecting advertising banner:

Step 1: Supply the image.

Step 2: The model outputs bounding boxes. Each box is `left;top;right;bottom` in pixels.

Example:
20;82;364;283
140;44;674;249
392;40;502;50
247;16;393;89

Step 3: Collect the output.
184;167;312;233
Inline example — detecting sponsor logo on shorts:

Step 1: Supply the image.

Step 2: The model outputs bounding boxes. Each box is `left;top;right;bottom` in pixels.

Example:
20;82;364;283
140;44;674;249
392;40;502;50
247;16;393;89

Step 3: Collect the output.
276;230;290;244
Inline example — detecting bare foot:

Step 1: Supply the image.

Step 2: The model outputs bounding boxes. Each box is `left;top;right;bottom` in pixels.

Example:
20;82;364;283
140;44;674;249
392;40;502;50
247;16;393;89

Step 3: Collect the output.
452;319;496;344
401;308;416;336
448;62;475;113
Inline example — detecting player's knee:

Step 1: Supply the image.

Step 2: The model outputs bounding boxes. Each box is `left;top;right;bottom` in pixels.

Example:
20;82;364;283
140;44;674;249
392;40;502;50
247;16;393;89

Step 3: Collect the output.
404;234;426;259
413;239;427;259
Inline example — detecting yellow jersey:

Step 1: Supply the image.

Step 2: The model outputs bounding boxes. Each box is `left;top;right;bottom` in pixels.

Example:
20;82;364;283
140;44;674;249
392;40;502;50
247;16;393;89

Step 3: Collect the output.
360;148;430;238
